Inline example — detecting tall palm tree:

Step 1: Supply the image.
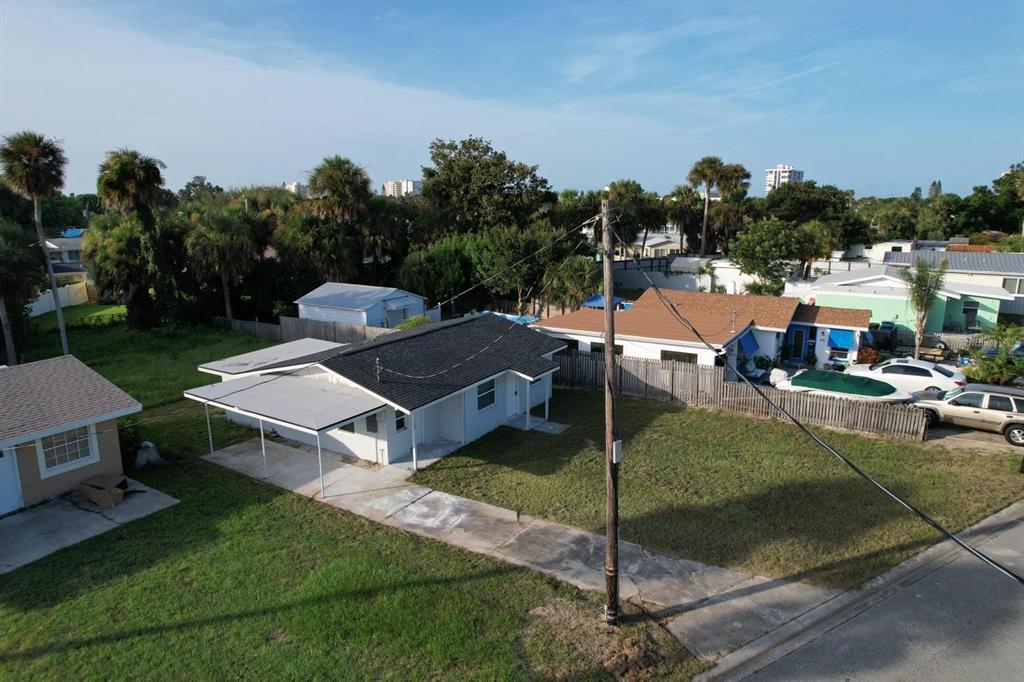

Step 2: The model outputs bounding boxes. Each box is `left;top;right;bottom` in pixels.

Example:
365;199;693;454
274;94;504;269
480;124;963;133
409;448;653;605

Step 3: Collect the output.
187;207;257;320
0;218;41;364
308;155;372;222
898;258;948;360
96;149;174;313
0;131;70;354
663;185;703;253
687;156;725;257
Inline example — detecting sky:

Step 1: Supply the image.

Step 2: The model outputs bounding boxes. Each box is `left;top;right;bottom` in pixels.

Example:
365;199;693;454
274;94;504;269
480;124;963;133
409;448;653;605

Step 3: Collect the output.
1;0;1021;198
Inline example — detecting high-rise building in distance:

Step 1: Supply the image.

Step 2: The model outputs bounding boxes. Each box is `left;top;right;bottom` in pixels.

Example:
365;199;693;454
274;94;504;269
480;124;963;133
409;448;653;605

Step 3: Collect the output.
382;179;422;197
764;164;804;194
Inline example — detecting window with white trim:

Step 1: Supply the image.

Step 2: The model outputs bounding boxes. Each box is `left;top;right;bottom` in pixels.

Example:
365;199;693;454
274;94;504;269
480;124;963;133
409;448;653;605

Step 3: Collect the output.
395;413;406;431
477;379;496;411
37;426;97;475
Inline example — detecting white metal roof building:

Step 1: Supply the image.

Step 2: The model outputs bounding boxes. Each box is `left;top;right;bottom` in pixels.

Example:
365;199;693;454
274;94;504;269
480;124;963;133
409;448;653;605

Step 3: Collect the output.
295;282;426;329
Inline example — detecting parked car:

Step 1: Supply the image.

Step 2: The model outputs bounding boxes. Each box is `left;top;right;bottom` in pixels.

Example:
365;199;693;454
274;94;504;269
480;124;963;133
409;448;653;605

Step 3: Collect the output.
914;384;1024;446
774;369;915;403
846;358;966;394
980;342;1024;359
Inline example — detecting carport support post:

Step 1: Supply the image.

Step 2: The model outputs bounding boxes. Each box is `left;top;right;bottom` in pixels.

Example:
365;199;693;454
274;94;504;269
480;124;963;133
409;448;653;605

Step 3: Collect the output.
316;431;324;498
526;380;531;430
410;410;418;471
204;402;214;455
259;419;267;479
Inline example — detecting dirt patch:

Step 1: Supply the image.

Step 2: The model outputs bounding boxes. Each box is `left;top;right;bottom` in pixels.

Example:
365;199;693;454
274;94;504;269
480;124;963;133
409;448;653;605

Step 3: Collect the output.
520;597;704;680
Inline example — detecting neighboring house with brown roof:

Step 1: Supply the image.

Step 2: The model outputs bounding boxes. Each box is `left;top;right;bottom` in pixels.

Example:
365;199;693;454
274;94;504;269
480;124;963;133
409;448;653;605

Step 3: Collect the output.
0;356;141;515
532;289;871;375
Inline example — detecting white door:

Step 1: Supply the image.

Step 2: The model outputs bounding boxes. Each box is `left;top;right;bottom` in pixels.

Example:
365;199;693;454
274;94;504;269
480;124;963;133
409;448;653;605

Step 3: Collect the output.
0;448;23;515
506;377;520;419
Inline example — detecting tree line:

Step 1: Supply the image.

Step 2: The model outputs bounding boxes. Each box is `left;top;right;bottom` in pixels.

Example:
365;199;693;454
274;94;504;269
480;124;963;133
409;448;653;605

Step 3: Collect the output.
2;127;1022;363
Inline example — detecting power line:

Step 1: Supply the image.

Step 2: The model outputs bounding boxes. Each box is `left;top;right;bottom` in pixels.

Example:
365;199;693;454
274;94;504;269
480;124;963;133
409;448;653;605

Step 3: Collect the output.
608;224;1024;587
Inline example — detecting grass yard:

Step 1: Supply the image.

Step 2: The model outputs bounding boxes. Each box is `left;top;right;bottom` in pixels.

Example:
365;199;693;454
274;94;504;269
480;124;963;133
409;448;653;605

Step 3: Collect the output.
32;302;127;332
2;320;704;679
24;307;274;407
412;391;1024;589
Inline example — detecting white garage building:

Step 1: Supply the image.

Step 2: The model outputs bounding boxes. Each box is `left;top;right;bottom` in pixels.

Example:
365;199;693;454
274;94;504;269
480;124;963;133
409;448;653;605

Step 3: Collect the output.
296;282;426;328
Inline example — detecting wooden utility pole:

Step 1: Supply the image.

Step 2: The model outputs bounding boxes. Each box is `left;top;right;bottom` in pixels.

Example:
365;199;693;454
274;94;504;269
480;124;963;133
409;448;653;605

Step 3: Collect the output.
601;197;620;624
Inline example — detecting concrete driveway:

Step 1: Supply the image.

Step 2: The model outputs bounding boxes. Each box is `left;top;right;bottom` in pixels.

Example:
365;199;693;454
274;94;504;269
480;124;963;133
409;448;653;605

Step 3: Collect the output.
0;480;178;574
927;423;1024;455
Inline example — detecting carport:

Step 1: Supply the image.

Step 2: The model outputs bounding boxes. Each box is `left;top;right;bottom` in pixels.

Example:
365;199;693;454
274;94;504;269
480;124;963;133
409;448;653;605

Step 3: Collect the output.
184;374;385;497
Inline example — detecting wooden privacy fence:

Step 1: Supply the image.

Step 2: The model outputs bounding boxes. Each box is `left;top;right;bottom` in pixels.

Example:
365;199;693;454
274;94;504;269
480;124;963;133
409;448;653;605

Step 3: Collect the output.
554;352;928;441
214;316;389;344
893;331;984;354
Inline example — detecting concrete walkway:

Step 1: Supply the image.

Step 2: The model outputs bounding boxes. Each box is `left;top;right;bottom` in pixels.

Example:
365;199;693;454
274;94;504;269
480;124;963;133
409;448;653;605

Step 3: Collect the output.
204;438;838;659
0;480;178;574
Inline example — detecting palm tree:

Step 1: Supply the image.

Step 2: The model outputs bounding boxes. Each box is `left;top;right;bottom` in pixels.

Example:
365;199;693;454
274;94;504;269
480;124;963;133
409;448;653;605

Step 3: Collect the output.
187;207;257;320
0;218;41;364
96;149;174;314
898;258;948;359
308;155;372;221
0;131;70;354
663;185;703;253
687;156;725;257
547;254;599;311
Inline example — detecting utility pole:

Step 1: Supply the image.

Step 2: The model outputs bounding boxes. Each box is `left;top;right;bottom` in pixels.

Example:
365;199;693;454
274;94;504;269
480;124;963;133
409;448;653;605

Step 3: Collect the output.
601;197;620;624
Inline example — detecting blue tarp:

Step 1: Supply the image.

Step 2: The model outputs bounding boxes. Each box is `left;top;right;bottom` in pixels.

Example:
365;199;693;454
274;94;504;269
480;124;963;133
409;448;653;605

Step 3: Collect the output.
738;330;759;356
827;328;855;349
60;227;84;238
583;294;624;309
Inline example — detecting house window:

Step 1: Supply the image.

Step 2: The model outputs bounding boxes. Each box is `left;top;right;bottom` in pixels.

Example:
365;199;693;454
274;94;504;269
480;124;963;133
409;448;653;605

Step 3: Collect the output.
395;413;406;431
1003;278;1021;295
590;342;622;355
962;300;980;329
365;414;378;433
477;379;496;411
660;350;698;364
37;426;97;477
562;339;579;352
340;422;355;433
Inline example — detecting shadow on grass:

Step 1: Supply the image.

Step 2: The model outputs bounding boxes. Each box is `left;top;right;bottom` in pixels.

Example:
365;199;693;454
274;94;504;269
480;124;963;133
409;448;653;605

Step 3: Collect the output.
0;461;281;613
617;477;940;589
0;563;515;662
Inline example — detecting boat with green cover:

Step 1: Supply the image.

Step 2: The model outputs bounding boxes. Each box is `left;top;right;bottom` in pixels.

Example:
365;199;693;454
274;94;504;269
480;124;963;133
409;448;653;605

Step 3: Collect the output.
775;369;915;403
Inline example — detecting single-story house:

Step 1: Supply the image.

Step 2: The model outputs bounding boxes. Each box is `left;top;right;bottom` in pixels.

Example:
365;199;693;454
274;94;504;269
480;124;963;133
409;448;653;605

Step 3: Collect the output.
531;289;870;373
296;282;426;328
44;236;88;283
184;314;565;477
0;356;141;515
791;264;1014;333
884;251;1024;321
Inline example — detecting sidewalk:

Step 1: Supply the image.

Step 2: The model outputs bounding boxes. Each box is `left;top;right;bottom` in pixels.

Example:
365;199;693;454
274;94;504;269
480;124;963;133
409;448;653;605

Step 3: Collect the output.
204;438;838;658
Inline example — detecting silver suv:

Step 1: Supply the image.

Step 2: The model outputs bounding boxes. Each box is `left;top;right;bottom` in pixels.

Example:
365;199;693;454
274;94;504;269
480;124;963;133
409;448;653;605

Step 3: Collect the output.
915;384;1024;446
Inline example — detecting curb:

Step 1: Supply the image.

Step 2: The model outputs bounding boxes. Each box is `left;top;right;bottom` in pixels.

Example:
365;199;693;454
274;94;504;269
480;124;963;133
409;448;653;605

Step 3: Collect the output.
693;500;1024;682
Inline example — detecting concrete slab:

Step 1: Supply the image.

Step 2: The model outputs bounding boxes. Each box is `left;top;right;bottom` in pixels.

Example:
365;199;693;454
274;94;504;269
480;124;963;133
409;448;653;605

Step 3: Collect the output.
0;481;178;574
504;415;570;433
384;490;533;554
927;423;1022;454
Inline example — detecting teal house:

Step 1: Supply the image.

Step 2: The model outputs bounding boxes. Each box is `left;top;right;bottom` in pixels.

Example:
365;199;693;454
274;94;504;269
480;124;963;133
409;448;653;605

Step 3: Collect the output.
800;265;1012;334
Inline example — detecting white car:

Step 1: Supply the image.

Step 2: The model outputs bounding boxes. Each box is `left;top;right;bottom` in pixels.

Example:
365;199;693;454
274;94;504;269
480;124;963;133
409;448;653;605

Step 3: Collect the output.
847;358;966;394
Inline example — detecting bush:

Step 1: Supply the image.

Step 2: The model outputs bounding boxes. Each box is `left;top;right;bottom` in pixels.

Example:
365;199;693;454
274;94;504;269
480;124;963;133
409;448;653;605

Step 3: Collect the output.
118;414;143;469
857;347;880;365
395;315;430;331
965;353;1024;386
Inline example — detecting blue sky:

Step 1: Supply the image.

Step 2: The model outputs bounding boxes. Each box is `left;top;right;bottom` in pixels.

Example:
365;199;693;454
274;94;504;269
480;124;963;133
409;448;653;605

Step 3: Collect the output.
1;0;1021;198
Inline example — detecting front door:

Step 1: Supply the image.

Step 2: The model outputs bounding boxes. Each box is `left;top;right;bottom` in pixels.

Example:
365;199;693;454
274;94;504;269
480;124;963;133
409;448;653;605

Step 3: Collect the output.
0;448;23;516
506;377;520;419
791;328;806;360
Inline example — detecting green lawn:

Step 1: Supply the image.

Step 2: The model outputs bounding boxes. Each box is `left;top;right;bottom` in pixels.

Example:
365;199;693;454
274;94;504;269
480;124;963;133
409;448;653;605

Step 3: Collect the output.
32;303;127;333
412;391;1024;589
2;320;702;679
25;310;274;407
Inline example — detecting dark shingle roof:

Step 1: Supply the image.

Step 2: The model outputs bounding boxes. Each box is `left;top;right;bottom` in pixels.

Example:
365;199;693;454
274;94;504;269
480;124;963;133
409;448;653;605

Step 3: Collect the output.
320;314;565;410
883;251;1024;275
0;356;141;447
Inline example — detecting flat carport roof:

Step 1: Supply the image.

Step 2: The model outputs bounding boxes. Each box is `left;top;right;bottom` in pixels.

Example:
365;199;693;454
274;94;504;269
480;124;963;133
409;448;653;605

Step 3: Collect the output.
184;374;385;434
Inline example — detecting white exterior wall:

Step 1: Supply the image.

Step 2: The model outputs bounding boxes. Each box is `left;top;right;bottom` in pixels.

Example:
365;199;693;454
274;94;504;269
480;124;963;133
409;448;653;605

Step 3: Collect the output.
750;328;784;360
536;329;721;366
297;303;368;326
464;373;515;442
811;327;862;367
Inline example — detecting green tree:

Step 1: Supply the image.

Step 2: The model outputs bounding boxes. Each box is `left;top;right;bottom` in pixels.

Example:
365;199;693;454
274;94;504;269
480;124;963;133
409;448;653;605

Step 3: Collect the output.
687;156;725;257
96;149;177;323
794;220;836;279
763;181;869;247
897;258;948;360
551;189;601;232
178;175;224;203
465;223;565;311
273;209;361;282
422;136;555;233
927;180;943;200
605;179;666;249
186;207;257;320
916;193;961;240
663;185;703;253
399;234;474;312
546;253;599;311
728;217;797;295
364;195;415;283
0;217;42;364
0;131;70;354
82;212;157;327
307;156;373;222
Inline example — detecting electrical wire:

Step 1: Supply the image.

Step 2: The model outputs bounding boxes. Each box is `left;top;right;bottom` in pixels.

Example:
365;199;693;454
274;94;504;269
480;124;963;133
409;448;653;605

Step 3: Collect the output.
608;222;1024;587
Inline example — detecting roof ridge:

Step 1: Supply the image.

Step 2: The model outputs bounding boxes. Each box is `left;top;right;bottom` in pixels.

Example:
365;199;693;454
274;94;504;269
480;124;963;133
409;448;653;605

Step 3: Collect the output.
334;314;480;358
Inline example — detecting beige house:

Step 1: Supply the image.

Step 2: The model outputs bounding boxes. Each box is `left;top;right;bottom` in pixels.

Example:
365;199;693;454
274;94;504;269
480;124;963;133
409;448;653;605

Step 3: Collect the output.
0;356;141;515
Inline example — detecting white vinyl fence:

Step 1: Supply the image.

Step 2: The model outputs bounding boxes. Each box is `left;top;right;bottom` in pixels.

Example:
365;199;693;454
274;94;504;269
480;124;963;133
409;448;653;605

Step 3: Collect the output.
28;282;89;317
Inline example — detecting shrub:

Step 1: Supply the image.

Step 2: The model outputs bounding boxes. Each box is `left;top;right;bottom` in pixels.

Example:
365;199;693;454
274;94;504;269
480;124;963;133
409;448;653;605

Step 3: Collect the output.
857;347;880;365
395;315;430;331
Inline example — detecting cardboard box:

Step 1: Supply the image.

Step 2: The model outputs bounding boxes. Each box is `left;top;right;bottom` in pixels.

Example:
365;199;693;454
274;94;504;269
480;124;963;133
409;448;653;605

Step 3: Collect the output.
80;474;127;509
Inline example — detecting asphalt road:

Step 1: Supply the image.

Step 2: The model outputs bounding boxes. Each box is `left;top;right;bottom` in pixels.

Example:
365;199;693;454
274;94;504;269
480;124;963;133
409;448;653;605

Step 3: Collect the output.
747;513;1024;681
